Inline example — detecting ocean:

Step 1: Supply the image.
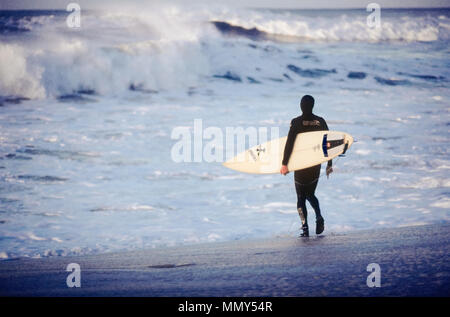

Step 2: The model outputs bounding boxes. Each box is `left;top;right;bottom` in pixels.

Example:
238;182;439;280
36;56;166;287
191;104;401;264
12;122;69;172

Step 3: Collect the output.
0;5;449;259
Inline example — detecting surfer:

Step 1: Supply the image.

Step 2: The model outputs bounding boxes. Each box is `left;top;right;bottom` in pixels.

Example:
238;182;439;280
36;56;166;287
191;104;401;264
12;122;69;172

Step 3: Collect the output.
280;95;333;237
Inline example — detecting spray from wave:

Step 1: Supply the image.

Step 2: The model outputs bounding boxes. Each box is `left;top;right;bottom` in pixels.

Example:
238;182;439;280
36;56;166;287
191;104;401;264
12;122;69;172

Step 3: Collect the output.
0;6;214;99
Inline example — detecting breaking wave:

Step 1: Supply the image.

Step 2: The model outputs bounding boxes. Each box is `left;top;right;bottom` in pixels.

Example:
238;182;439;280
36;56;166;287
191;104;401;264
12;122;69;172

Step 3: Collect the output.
0;7;449;99
211;8;450;43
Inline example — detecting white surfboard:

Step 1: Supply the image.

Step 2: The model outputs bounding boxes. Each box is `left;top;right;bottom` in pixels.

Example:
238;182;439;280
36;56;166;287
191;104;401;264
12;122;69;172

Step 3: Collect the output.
223;130;353;174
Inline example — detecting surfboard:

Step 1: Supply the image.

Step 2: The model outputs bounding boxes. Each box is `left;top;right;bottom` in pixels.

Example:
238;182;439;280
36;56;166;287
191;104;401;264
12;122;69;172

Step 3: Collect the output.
223;130;353;174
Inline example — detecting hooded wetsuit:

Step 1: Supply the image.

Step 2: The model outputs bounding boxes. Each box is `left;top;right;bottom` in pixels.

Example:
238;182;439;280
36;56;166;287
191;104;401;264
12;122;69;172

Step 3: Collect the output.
282;106;331;228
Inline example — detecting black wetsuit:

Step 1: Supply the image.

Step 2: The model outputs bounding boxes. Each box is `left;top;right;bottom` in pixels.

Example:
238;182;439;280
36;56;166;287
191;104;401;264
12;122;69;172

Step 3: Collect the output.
282;113;331;226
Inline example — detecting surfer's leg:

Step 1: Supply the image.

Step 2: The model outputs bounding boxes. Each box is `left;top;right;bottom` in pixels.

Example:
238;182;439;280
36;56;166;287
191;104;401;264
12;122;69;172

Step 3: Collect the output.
297;195;308;225
295;184;308;222
305;180;325;235
295;180;309;236
304;180;321;218
307;195;321;216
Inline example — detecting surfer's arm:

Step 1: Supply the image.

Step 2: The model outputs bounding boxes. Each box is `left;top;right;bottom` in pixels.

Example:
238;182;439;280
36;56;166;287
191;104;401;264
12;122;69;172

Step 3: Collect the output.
281;120;297;166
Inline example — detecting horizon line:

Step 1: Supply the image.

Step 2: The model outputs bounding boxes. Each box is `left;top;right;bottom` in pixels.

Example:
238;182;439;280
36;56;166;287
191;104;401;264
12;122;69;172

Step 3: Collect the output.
1;6;450;11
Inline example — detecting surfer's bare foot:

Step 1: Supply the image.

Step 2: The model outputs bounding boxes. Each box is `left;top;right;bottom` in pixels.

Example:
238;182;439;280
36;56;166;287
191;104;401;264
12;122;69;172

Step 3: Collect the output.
316;216;324;235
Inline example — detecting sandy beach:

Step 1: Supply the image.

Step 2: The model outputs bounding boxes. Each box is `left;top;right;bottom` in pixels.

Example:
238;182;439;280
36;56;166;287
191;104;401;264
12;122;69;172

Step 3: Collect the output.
0;223;448;297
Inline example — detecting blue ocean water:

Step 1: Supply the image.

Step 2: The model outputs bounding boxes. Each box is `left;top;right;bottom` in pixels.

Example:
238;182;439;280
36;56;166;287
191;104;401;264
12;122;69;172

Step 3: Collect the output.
0;5;449;259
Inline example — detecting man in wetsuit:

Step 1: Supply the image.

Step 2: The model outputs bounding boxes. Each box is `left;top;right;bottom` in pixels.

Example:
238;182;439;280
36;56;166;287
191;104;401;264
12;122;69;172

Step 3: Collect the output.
280;95;333;237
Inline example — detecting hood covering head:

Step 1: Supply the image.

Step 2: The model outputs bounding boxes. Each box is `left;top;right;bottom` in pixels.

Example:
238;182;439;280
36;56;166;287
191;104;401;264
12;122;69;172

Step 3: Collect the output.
300;95;314;115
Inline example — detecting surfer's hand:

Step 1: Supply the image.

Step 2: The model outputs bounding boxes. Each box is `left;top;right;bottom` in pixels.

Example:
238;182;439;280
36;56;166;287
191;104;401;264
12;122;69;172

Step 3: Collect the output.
280;165;289;175
326;166;333;178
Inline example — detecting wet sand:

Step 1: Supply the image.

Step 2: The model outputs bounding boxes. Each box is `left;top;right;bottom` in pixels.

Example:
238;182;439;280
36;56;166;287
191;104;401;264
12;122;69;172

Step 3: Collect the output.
0;223;449;296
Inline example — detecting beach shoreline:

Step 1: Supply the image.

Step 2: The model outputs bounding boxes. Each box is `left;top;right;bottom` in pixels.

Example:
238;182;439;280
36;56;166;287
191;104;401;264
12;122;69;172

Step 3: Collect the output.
0;223;449;297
